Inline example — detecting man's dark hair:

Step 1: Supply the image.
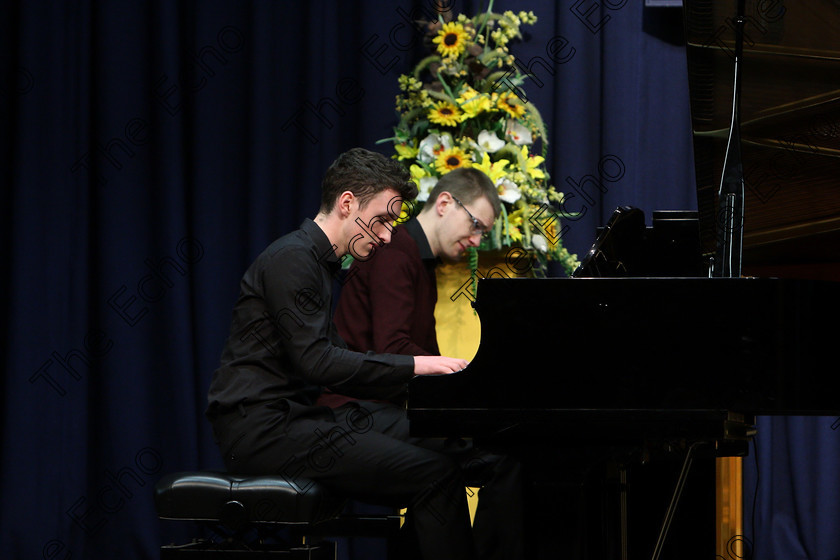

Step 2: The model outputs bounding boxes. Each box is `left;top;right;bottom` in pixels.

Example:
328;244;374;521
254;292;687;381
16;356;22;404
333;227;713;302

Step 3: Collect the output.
424;167;502;218
321;148;417;213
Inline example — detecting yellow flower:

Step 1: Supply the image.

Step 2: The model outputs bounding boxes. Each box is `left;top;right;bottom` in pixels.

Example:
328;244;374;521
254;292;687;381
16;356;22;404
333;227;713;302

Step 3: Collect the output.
428;101;465;127
457;86;492;118
540;211;559;240
508;208;524;226
505;210;524;242
435;147;472;174
473;152;509;184
396;200;413;224
497;91;526;119
395;143;418;161
398;74;422;92
409;165;438;202
433;22;470;59
521;146;545;180
410;164;429;181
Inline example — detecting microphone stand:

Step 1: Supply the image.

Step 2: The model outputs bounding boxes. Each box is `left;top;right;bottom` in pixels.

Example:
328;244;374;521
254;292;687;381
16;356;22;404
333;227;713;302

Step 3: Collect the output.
714;0;746;278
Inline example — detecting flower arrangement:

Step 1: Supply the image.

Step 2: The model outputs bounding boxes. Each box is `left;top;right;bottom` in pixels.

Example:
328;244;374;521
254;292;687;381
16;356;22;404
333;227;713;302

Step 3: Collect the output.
379;3;579;275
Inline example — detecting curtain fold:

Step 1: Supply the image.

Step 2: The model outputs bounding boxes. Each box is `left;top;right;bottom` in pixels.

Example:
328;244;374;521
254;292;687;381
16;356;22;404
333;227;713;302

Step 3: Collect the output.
743;416;840;560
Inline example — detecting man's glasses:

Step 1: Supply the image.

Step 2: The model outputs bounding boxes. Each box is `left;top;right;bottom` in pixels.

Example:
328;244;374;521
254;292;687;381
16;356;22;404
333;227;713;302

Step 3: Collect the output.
451;195;490;237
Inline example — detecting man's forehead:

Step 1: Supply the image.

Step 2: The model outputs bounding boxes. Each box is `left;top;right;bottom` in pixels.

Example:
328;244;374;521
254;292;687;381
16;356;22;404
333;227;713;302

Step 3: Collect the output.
368;188;402;210
471;196;496;221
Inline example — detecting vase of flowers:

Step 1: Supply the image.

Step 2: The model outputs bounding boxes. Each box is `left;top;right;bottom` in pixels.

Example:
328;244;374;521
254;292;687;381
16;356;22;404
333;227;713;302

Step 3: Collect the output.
379;2;579;278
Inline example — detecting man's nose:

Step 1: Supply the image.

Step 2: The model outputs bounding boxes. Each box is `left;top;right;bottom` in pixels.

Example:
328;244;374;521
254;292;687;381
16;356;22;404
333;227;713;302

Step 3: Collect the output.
377;227;392;244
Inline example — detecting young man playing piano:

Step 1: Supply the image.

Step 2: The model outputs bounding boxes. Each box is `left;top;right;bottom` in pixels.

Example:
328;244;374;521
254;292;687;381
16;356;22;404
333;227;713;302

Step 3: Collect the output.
318;167;525;559
206;149;519;560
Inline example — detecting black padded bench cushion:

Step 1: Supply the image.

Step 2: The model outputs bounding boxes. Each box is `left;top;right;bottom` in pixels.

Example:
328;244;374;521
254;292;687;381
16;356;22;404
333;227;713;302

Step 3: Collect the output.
155;472;345;526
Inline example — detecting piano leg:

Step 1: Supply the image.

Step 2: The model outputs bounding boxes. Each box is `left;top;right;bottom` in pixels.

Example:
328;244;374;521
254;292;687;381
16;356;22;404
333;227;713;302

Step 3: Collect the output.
619;464;628;560
650;441;708;560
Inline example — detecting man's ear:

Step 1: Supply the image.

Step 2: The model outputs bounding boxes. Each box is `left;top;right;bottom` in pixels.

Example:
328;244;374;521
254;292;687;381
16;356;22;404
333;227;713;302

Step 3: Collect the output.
435;191;452;217
335;191;356;218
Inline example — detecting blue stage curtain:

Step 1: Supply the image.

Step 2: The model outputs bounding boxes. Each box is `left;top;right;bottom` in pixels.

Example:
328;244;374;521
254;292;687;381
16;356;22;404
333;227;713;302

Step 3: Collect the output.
743;416;840;560
11;1;827;559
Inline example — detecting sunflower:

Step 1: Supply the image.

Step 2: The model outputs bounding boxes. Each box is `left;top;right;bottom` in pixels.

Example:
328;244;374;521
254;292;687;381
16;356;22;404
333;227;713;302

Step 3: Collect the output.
433;22;470;59
497;91;526;119
428;101;464;127
435;147;472;174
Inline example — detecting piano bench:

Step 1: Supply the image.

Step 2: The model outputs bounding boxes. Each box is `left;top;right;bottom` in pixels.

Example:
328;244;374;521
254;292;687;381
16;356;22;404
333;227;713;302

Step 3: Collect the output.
154;471;402;558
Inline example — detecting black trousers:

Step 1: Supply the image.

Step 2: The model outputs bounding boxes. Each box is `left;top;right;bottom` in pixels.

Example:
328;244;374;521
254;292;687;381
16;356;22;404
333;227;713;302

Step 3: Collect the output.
209;399;524;560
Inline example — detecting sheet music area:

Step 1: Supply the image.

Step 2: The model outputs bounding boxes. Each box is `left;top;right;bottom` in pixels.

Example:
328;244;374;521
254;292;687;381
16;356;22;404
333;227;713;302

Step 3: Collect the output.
411;2;840;558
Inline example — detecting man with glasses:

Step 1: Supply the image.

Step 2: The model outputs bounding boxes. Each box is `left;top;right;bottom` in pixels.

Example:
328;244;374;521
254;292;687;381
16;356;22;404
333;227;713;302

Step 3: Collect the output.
319;167;523;560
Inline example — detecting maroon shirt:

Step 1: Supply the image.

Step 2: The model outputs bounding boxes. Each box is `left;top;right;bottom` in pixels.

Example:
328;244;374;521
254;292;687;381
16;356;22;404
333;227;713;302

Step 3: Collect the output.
318;219;439;407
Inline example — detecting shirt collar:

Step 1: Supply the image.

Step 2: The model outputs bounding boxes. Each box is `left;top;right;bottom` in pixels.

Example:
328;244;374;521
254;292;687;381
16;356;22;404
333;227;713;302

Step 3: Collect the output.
300;218;341;274
403;218;437;263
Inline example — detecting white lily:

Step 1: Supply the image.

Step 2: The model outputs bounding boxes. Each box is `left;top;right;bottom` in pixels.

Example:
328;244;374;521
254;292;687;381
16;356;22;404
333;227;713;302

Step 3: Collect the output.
496;178;521;203
531;233;548;253
418;133;453;164
505;120;533;146
477;130;505;153
416;177;438;202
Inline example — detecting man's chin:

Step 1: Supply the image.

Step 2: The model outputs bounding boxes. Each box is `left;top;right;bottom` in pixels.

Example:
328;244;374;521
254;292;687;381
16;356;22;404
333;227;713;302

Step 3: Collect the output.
351;243;377;260
441;250;465;264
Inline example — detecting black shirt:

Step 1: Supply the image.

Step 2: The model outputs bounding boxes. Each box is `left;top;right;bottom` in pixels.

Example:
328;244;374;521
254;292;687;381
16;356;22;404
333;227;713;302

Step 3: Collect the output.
206;219;415;414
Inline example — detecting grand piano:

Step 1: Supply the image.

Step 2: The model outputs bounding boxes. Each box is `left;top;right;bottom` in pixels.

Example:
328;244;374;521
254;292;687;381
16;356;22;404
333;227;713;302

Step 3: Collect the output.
408;1;840;558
